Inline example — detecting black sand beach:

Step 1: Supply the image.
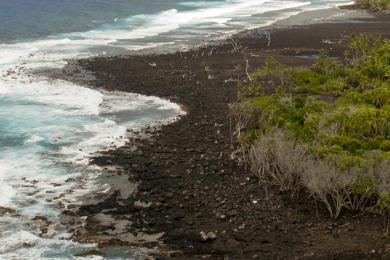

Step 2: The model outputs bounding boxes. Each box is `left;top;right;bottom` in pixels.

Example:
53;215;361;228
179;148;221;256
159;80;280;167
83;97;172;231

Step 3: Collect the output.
56;7;390;259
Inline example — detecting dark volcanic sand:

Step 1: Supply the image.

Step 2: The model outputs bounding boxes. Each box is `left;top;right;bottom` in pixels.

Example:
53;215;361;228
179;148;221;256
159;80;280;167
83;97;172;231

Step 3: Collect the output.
60;10;390;259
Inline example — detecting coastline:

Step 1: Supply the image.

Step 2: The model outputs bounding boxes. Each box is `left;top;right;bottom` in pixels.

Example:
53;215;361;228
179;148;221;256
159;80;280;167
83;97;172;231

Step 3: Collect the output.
55;6;390;259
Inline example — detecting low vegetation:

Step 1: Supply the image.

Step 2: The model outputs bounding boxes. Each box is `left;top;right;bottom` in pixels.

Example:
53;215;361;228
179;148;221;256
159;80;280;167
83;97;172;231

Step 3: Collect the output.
233;35;390;218
356;0;390;11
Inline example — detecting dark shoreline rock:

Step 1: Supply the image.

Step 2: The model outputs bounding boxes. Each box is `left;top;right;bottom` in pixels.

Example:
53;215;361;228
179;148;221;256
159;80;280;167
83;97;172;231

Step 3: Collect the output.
54;13;390;259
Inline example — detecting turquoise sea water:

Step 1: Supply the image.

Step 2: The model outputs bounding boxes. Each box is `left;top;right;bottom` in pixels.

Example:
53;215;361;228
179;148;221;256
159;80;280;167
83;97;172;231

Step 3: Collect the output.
0;0;351;258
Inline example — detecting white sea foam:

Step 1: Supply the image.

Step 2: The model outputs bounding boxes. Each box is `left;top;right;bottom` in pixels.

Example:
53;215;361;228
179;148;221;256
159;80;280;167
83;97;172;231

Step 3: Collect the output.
0;162;16;207
0;231;98;259
58;0;314;50
99;91;182;114
0;80;103;115
24;135;45;144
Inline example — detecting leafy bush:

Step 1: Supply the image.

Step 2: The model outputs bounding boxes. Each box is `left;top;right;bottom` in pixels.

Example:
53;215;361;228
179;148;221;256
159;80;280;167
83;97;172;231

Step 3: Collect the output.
235;35;390;218
356;0;390;11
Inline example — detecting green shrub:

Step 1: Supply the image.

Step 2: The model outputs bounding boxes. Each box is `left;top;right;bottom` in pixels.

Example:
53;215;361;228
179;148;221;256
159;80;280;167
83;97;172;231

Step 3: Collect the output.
356;0;390;11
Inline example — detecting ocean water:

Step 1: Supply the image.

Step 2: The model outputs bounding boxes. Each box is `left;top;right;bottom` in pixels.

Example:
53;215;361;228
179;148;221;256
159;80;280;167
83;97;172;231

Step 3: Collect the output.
0;0;351;259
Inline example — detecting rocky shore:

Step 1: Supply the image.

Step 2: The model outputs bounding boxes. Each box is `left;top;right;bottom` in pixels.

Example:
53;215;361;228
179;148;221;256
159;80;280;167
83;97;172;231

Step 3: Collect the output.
57;7;390;259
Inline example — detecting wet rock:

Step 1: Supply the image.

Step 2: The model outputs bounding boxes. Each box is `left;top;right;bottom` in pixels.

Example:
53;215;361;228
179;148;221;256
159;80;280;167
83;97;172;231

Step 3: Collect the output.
0;206;16;215
65;177;76;182
63;210;78;216
32;215;52;225
40;227;48;234
21;240;35;248
105;159;113;164
74;249;105;257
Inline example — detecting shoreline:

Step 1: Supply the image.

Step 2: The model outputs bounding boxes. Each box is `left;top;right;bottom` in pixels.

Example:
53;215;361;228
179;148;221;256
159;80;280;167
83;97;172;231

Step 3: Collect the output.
56;6;390;259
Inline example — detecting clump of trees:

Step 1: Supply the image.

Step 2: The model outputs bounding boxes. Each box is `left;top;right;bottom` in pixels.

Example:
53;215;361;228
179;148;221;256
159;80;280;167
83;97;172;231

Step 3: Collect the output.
233;35;390;218
357;0;390;11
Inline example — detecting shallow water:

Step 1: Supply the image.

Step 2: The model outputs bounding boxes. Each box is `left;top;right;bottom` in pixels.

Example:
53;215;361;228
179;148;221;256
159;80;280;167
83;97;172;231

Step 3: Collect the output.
0;0;351;258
